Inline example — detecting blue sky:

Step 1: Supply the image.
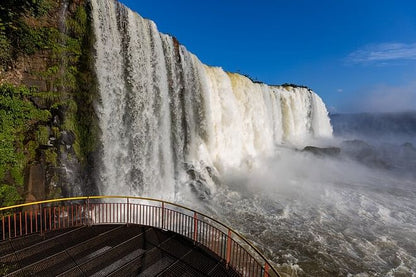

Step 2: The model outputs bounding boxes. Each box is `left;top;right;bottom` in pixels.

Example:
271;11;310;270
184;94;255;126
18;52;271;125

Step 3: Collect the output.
120;0;416;113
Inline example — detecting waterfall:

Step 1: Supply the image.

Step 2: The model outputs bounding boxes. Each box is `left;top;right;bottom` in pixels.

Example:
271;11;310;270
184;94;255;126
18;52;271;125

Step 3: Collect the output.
91;0;332;199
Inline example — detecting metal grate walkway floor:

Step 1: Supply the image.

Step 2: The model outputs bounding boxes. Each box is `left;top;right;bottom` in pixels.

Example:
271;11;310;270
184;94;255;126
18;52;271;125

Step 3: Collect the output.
0;225;240;276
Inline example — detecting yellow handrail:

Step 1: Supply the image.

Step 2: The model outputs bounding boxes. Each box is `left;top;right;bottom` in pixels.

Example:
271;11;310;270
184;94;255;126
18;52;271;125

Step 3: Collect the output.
1;195;280;276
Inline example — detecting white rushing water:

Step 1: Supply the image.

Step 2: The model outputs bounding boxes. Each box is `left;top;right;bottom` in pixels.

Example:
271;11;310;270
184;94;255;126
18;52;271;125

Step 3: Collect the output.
91;0;332;198
90;1;416;276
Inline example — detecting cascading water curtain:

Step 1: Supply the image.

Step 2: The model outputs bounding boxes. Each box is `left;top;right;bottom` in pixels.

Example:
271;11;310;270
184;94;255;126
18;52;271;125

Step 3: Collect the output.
91;0;333;199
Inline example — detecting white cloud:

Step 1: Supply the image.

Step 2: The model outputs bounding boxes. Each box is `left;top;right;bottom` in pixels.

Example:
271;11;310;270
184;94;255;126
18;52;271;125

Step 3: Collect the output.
346;42;416;64
337;88;343;93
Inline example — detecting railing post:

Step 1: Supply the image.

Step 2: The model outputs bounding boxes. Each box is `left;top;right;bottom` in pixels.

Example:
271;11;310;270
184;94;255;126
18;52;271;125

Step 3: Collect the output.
2;215;4;241
193;212;198;242
127;197;130;226
226;229;232;268
161;202;165;230
86;197;90;226
8;215;11;239
263;262;270;277
39;204;43;236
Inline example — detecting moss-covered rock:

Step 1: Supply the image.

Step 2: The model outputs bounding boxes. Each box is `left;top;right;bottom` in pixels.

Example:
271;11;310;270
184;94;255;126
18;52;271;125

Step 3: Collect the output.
0;0;99;205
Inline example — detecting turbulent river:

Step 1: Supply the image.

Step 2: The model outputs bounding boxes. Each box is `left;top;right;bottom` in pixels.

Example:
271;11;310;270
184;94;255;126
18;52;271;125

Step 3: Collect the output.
90;0;416;276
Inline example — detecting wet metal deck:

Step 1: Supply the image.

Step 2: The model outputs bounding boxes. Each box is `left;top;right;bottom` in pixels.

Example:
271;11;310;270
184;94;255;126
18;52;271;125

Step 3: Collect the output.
0;224;240;276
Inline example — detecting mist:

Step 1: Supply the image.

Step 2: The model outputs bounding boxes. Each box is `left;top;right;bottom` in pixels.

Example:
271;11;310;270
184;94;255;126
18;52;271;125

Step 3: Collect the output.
331;111;416;146
205;143;416;276
194;113;416;276
173;111;416;276
339;82;416;114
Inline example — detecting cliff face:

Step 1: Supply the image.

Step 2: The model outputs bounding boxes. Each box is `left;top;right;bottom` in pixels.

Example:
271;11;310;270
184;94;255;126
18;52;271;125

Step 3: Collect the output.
0;0;98;205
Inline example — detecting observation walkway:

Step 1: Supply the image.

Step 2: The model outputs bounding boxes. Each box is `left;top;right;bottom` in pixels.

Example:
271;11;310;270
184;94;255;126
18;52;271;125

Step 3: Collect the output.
0;196;280;277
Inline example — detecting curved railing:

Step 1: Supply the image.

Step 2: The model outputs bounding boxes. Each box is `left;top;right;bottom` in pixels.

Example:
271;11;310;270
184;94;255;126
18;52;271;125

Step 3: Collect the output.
0;196;280;277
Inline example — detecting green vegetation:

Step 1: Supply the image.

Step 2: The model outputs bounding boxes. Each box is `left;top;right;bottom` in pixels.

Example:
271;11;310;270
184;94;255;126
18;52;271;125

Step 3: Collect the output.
36;125;50;145
45;148;57;167
16;25;61;56
0;26;11;66
67;5;88;37
0;84;51;204
280;83;309;89
70;2;100;163
0;0;58;68
0;0;99;205
0;184;22;207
